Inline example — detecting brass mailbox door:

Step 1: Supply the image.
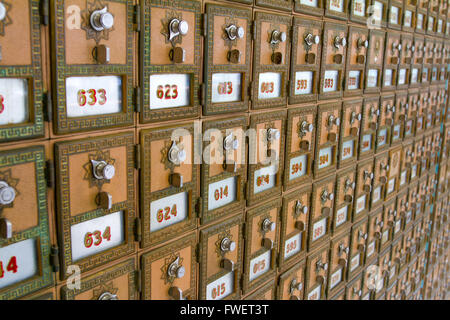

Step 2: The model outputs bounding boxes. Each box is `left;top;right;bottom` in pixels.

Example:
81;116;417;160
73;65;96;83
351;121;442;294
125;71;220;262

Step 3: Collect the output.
410;36;424;88
405;89;419;139
61;258;137;300
54;132;136;278
422;37;434;85
416;90;428;136
201;117;247;224
415;1;427;33
344;27;369;97
364;30;385;94
141;233;196;300
350;0;370;24
407;181;419;222
255;0;293;12
377;247;391;296
327;229;351;296
367;208;383;263
243;199;281;295
140;0;201;123
0;145;53;300
309;175;335;250
338;100;362;168
353;159;374;221
333;168;356;235
403;1;417;32
51;0;135;134
284;106;316;190
324;0;349;20
361;261;379;300
426;87;437;128
0;0;46;142
348;218;369;280
198;214;243;300
380;199;396;252
345;271;363;300
359;97;380;160
376;95;395;154
387;0;403;30
399;140;413;191
397;34;413;90
203;4;251;115
305;243;329;300
140;123;197;248
279;186;311;271
397;190;411;233
426;3;437;35
382;32;401;92
386;146;402;200
276;259;305;300
413;137;425;179
251;12;291;110
319;22;347;100
247;111;286;207
437;0;447;35
294;0;324;16
314;103;341;179
390;236;403;280
289;17;322;104
369;0;388;28
392;92;407;145
244;280;276;300
431;41;443;84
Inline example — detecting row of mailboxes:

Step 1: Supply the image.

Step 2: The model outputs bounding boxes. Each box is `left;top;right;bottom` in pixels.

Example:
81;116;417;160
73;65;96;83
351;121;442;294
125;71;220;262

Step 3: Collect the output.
2;0;450;144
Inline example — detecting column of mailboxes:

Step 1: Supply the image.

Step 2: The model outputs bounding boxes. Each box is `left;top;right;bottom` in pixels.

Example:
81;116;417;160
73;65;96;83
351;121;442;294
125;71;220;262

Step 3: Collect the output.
0;0;450;301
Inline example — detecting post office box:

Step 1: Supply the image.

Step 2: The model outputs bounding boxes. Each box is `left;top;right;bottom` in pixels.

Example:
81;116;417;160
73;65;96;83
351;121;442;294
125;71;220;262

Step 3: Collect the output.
276;259;305;300
338;101;361;169
401;227;416;268
244;279;276;300
411;137;424;181
397;34;413;90
353;159;374;221
305;243;329;300
327;228;351;296
442;41;450;75
319;22;347;100
428;237;439;267
407;181;420;222
140;0;201;123
388;0;403;30
376;95;395;153
309;175;335;250
371;152;389;209
50;0;135;134
426;3;438;35
364;29;385;94
442;122;450;161
390;236;403;279
324;0;349;19
200;117;247;224
416;91;428;135
422;132;433;173
430;127;441;167
379;199;397;251
369;0;388;28
141;233;196;300
430;199;442;238
203;4;251;115
408;256;422;294
279;186;311;271
243;199;281;295
404;91;418;139
410;36;425;88
198;214;243;300
251;12;291;110
359;98;380;160
294;0;324;16
345;270;363;300
437;0;448;29
284;106;316;190
425;173;437;207
314;104;341;178
423;269;434;299
54;132;136;278
255;0;292;11
333;168;356;235
416;176;428;218
361;261;380;300
348;217;369;280
382;32;401;91
0;144;53;300
0;0;47;142
289;18;322;104
386;146;402;199
397;190;412;232
403;0;417;32
415;1;427;33
344;27;368;97
394;268;410;300
139;123;197;248
247;111;285;207
378;246;391;292
422;37;434;85
367;208;383;262
437;162;447;196
431;42;443;84
427;87;439;128
60;258;137;300
414;217;428;253
399;140;414;190
435;86;447;124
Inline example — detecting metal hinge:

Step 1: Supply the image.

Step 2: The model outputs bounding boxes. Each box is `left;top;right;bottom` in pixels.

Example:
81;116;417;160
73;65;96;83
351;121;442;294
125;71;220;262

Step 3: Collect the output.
252;21;257;40
248;82;253;98
241;222;246;236
134;217;141;242
134;87;141;113
195;197;202;218
50;245;60;272
134;5;141;32
135;269;142;293
45;160;55;189
240;274;245;290
199;83;206;106
342;76;346;89
40;0;49;26
195;243;200;263
134;144;141;170
43;92;52;122
289;25;294;42
202;14;208;37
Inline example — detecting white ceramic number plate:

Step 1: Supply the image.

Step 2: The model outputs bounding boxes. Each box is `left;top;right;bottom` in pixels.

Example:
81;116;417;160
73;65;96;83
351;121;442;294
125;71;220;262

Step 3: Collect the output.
307;284;321;300
398;69;406;85
373;1;383;22
150;192;188;232
0;78;29;125
71;211;124;262
372;186;381;205
300;0;318;7
206;271;234;300
381;229;389;244
394;220;401;234
294;71;313;95
289;154;308;180
66;76;122;118
330;268;343;289
404;10;412;27
253;165;277;194
330;0;344;12
284;232;302;259
323;70;339;92
149;74;190;109
208;177;237;211
411;164;417;179
367;69;378;88
389;6;399;24
361;134;372;152
0;239;37;289
335;205;348;227
417;14;423;29
211;73;242;103
366;240;375;258
384;69;393;87
341;140;354;160
411;68;418;83
348;71;361;90
405;120;413;136
356;195;366;214
428;17;434;32
350;253;360;272
258;72;281;100
437;20;443;33
318;146;333;169
377;128;387;146
312;218;327;242
400;170;406;186
249;250;271;281
353;0;365;16
387;178;395;194
392;124;401;141
422;68;428;82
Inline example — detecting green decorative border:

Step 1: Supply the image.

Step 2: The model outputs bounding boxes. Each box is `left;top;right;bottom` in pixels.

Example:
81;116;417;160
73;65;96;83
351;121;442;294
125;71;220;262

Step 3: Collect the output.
255;0;292;12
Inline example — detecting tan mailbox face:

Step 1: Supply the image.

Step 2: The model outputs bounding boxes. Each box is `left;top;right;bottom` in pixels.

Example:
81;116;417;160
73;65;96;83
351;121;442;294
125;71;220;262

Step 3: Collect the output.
365;30;385;94
314;103;341;178
139;123;197;248
376;95;395;153
382;32;401;91
54;132;136;278
413;138;425;179
245;280;276;300
199;214;243;300
277;259;305;300
390;237;403;278
416;91;429;135
422;37;434;85
388;0;403;30
294;0;324;16
333;168;356;235
319;22;347;100
426;8;437;36
403;1;417;32
51;0;134;134
353;159;374;221
243;199;281;294
431;42;443;84
401;228;415;266
338;100;362;168
203;4;251;115
380;199;396;251
305;243;329;300
345;27;369;97
399;140;413;190
251;12;290;110
410;36;425;88
0;145;53;300
397;190;412;232
359;97;380;159
348;218;369;279
405;89;419;139
284;106;316;189
392;92;407;144
289;18;322;104
369;0;388;28
327;229;351;295
279;186;311;271
386;146;402;200
415;3;427;33
407;182;419;222
345;272;363;300
324;0;349;20
247;111;285;207
378;247;391;291
422;133;433;174
140;0;201;123
141;233;196;300
255;0;292;12
0;0;46;142
398;34;413;89
309;175;335;250
61;258;137;300
350;0;369;24
201;117;247;224
367;208;383;262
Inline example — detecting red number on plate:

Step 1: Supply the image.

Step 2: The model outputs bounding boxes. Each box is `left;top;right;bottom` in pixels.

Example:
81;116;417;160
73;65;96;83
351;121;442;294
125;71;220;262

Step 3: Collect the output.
0;94;5;114
296;79;308;90
314;225;323;238
157;85;179;100
324;78;334;89
253;259;267;274
319;154;329;166
77;88;107;107
217;82;233;95
84;226;112;248
256;175;270;187
0;256;18;278
331;0;341;8
214;186;229;201
156;204;178;223
211;283;226;299
286;240;297;254
260;82;274;94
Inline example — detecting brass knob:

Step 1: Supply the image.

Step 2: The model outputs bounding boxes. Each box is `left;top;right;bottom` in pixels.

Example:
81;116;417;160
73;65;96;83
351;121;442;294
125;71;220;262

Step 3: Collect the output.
267;128;280;141
289;278;303;294
90;7;114;32
220;237;236;253
334;36;347;49
262;218;276;232
345;179;355;191
328;115;340;127
225;24;244;41
0;181;16;205
357;38;369;49
223;133;239;151
167;257;185;279
168;286;184;300
305;33;320;46
321;190;334;202
91;160;115;180
295;221;306;231
295;200;308;216
168;142;187;165
270;30;287;44
169;19;189;41
98;292;118;300
301;121;314;134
